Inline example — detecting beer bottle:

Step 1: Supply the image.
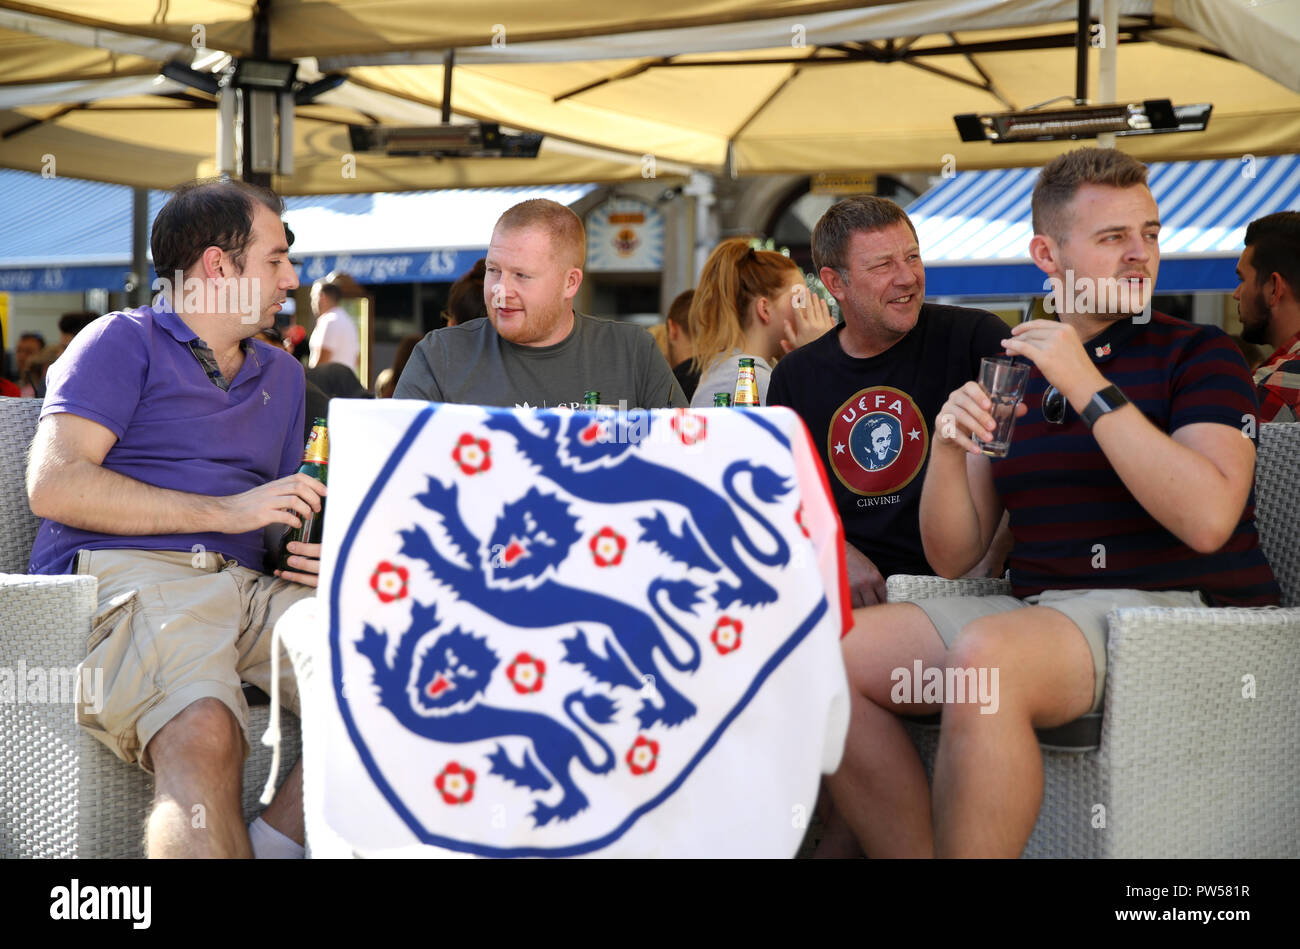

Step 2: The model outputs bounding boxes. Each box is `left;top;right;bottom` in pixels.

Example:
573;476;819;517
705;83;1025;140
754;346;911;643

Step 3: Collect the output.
583;390;600;408
714;392;732;407
276;417;329;572
733;357;759;407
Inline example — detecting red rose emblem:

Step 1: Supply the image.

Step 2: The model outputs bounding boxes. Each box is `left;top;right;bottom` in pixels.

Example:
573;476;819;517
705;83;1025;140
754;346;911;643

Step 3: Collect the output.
710;616;743;655
589;527;627;567
435;762;476;804
452;432;491;475
369;561;409;603
625;735;659;776
670;410;707;446
506;652;546;694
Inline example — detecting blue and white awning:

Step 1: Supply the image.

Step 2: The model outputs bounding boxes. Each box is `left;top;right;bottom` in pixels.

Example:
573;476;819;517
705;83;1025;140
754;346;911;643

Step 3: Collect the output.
0;170;594;292
907;155;1300;296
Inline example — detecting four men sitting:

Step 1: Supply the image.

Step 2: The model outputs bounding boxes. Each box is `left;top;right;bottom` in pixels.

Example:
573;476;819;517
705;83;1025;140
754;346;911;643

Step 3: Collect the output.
20;148;1289;859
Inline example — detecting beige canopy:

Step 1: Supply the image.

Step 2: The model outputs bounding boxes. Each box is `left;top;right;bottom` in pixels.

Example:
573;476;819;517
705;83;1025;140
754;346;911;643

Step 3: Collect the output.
1;0;1297;189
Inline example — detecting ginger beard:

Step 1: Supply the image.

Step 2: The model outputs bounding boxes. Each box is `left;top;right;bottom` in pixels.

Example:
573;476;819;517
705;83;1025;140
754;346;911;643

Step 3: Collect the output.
484;225;581;347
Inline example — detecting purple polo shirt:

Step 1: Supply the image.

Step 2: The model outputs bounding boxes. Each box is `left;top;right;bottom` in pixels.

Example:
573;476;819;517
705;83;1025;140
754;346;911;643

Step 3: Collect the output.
28;304;306;575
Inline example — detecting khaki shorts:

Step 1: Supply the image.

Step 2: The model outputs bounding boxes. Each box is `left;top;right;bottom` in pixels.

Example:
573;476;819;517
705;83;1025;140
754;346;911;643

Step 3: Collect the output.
75;548;313;772
913;588;1207;714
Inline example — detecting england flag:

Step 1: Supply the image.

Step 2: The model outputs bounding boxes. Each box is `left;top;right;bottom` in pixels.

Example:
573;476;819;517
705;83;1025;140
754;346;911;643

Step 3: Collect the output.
280;399;851;857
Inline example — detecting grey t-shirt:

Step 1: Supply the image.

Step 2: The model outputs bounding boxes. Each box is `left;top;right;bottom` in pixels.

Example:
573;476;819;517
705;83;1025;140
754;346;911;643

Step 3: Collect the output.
394;312;687;409
690;350;773;407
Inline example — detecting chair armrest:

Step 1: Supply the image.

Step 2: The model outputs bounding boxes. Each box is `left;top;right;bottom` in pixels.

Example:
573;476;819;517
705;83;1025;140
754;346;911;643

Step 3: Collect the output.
886;573;1011;602
0;573;99;857
0;573;98;667
1101;605;1300;857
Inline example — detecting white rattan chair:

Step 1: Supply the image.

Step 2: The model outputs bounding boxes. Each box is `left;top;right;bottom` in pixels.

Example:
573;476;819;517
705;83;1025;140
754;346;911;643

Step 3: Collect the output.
887;422;1300;858
0;396;301;858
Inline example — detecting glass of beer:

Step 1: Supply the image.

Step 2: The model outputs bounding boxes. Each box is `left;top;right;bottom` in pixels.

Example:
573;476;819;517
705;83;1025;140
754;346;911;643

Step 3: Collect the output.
975;356;1031;458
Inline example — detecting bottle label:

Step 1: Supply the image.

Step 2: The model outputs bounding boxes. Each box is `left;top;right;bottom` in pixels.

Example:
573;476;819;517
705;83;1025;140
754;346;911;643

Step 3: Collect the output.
734;367;759;406
303;426;330;463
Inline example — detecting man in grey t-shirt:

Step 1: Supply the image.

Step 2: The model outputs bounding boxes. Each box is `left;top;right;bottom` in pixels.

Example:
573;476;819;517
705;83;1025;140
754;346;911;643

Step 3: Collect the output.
396;199;686;409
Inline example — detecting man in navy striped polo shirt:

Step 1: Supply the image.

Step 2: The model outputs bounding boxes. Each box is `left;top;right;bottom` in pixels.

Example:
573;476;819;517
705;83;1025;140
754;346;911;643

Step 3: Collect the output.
822;148;1280;858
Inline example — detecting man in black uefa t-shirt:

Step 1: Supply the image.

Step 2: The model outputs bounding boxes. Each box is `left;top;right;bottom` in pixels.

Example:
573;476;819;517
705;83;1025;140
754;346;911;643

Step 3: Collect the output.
767;196;1010;606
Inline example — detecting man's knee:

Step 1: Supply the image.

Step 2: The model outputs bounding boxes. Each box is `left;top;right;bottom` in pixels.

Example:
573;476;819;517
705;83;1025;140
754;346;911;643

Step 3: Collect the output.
945;614;1008;671
843;602;946;709
147;697;244;775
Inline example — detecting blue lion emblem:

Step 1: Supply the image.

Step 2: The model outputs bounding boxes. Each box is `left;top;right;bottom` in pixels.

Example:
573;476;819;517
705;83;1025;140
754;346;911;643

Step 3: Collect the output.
396;477;703;730
482;412;793;608
356;601;619;826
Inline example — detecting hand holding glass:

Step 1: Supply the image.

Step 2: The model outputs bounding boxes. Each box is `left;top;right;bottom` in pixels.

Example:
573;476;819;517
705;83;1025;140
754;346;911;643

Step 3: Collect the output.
975;357;1031;458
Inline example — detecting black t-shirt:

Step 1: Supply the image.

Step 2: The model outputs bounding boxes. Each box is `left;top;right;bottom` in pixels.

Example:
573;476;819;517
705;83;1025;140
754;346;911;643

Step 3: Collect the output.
768;303;1011;578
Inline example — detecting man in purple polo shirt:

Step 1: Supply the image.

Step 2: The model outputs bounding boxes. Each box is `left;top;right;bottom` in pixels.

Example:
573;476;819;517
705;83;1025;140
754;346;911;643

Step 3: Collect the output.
27;179;324;859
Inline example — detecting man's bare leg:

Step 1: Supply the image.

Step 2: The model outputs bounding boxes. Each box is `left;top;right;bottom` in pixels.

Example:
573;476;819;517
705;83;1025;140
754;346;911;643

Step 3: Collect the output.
933;607;1095;858
260;759;304;845
145;698;249;858
824;602;948;858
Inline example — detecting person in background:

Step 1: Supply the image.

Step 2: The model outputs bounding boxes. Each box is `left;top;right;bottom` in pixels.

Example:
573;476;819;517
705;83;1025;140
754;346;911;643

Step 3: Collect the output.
0;324;26;396
14;331;45;379
1229;335;1267;374
21;342;66;398
379;334;423;398
58;311;99;347
307;281;361;375
1234;211;1300;423
664;289;700;401
688;238;835;408
647;321;670;364
443;259;487;327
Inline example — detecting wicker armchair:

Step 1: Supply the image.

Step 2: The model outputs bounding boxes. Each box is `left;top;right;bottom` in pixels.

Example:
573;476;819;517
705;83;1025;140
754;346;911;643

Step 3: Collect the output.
887;422;1300;858
0;397;300;858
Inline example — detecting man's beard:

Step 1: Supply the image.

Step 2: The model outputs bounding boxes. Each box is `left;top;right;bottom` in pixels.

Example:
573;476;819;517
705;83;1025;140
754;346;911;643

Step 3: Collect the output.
1240;290;1272;345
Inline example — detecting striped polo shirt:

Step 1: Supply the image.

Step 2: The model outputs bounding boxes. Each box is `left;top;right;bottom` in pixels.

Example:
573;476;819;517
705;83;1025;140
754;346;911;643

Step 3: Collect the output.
991;312;1280;607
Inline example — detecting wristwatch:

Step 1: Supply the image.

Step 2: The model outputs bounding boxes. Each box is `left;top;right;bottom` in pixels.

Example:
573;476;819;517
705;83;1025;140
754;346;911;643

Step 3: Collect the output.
1081;384;1129;428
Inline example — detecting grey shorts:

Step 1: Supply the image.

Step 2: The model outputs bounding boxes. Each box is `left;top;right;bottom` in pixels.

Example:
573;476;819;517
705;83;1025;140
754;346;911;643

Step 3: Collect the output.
913;588;1207;714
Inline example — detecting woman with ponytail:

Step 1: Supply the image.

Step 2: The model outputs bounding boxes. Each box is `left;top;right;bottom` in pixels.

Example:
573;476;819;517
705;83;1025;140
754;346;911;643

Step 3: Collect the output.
688;238;834;407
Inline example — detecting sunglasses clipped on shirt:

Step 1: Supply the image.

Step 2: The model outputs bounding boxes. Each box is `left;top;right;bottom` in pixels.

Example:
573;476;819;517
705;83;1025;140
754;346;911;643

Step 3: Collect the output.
1043;384;1066;424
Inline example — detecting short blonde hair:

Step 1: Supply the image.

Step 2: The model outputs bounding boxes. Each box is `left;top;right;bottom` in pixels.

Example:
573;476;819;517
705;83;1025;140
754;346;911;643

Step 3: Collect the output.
494;199;586;269
1032;148;1149;242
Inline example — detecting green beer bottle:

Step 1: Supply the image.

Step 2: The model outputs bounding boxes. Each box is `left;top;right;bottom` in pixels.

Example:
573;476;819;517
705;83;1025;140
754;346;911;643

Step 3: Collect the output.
276;417;328;571
584;390;600;407
714;392;732;407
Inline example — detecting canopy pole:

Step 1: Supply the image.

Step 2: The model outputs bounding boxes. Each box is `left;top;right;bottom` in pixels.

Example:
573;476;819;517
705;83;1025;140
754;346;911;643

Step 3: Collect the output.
242;0;273;186
1097;0;1119;148
441;50;454;123
130;188;149;308
1074;0;1089;105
